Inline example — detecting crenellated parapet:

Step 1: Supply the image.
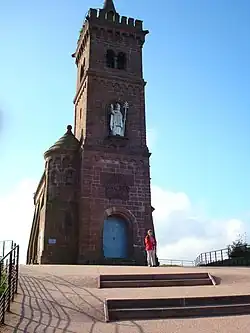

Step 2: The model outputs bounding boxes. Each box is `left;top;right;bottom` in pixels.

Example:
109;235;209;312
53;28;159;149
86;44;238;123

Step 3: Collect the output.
88;8;144;30
73;8;148;65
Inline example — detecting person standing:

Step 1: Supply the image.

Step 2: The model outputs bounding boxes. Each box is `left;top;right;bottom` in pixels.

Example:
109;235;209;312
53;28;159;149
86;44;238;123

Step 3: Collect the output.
145;229;157;267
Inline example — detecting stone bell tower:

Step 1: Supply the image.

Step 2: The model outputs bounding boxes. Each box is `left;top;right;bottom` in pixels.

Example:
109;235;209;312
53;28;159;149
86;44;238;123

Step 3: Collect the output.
72;0;156;265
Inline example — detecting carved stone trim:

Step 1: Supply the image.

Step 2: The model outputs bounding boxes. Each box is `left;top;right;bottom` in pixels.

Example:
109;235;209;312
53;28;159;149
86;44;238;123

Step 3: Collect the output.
83;141;150;157
103;135;129;148
105;184;130;200
101;172;134;201
95;156;148;166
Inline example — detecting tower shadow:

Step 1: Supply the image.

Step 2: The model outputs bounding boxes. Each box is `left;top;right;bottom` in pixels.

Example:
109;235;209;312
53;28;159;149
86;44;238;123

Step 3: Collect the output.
2;273;145;333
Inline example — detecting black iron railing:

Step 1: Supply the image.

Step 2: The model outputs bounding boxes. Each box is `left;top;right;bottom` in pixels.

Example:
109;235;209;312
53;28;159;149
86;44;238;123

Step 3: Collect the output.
194;248;229;266
0;241;19;325
0;240;15;260
159;258;195;267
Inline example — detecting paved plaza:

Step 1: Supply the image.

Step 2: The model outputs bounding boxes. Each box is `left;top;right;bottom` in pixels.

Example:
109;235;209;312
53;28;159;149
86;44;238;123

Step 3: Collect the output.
2;265;250;332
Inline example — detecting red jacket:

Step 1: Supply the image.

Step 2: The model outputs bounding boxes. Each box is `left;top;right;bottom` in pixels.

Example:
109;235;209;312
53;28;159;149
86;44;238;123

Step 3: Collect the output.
145;235;156;251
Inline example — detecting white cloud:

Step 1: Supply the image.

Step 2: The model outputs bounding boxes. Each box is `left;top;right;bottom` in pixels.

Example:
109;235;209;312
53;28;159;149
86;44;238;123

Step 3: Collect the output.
147;128;157;151
0;179;37;264
152;185;247;261
0;179;247;265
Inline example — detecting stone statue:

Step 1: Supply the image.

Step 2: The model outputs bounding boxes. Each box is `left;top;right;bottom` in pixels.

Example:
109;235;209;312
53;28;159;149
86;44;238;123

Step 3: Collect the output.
109;102;129;137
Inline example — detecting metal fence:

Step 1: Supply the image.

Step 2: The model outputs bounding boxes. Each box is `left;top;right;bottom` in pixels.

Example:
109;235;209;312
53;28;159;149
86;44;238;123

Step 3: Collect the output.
0;241;15;260
0;241;19;325
194;248;229;266
159;258;195;267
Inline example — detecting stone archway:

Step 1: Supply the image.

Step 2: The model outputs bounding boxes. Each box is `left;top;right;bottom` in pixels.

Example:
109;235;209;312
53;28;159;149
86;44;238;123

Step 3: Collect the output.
104;207;142;245
103;215;128;259
101;207;142;261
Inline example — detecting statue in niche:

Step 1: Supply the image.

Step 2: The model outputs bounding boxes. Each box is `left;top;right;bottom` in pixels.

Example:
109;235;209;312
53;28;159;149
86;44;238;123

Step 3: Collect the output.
109;102;129;137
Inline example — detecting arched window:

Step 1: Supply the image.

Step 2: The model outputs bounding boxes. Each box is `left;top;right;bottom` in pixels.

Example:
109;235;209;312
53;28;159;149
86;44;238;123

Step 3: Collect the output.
54;157;61;166
48;159;53;170
62;156;70;169
50;170;57;185
65;169;75;185
117;52;126;70
106;49;115;68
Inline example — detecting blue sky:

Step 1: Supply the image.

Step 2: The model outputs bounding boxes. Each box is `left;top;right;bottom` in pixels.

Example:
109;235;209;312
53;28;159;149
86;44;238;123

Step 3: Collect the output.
1;0;250;240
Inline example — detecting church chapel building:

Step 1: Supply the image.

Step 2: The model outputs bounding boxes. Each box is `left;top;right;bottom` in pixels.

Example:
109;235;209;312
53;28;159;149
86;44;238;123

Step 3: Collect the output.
27;0;156;266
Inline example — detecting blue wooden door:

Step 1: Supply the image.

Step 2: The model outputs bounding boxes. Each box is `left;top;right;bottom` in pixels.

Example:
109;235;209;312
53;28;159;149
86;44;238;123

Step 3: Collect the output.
103;216;127;258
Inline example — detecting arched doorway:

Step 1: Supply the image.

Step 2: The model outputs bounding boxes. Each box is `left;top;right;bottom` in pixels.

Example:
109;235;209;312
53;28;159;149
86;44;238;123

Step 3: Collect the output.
103;215;128;258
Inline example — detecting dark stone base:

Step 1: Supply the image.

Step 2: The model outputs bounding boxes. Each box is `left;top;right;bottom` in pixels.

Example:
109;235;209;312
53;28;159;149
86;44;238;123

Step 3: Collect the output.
77;248;147;266
37;250;153;267
77;258;146;266
101;258;137;266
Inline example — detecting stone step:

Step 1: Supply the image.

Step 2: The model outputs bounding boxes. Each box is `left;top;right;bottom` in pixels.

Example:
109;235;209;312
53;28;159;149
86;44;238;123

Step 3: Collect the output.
107;304;250;322
99;272;214;288
101;259;137;266
100;278;212;288
100;272;210;281
105;294;250;322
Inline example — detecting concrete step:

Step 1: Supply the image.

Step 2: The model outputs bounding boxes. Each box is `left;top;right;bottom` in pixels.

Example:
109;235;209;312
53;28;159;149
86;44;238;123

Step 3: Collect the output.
107;304;250;321
101;259;137;266
99;272;214;288
100;278;212;288
105;294;250;322
101;272;210;281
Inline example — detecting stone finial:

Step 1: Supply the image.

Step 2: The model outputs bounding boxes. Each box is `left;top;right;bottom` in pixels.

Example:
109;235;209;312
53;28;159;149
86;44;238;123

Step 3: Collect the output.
67;125;72;133
103;0;116;13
